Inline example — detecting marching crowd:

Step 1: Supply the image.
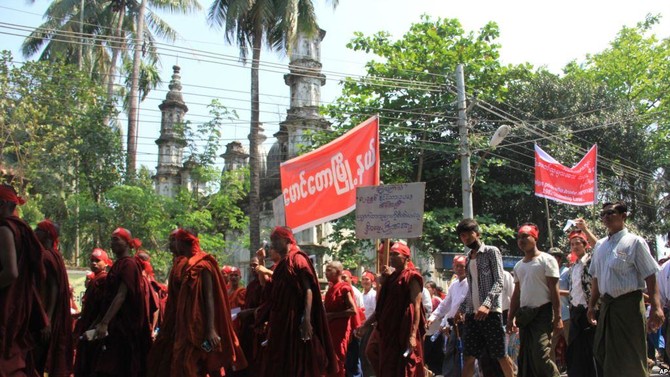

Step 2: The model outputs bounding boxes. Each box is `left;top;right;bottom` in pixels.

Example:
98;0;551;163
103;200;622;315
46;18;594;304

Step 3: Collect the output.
0;180;668;377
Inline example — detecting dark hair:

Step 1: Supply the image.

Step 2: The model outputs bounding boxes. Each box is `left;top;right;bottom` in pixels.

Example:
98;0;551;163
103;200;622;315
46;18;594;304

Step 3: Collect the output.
456;218;480;235
520;222;539;229
602;201;627;214
425;281;437;289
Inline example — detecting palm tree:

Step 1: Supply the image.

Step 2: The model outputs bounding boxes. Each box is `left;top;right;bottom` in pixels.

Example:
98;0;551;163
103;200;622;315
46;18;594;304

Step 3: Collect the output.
208;0;337;257
23;0;201;176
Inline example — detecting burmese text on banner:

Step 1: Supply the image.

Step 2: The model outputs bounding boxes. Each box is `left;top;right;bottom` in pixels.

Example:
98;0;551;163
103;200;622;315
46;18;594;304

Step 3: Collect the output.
280;116;380;232
534;144;597;206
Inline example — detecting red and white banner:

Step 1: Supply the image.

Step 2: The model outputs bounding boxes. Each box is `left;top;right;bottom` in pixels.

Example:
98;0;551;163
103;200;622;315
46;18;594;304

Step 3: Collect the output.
534;144;597;206
280;116;380;232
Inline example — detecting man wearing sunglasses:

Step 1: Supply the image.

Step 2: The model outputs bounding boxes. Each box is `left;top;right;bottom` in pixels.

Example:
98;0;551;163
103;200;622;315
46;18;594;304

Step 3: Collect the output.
587;201;663;377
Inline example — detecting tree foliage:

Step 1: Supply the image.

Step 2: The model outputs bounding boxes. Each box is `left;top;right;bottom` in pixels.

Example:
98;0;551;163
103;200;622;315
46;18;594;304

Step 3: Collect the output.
324;15;670;259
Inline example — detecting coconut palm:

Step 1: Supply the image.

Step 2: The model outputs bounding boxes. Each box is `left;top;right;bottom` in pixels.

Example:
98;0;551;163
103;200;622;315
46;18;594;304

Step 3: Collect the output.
207;0;337;256
23;0;201;176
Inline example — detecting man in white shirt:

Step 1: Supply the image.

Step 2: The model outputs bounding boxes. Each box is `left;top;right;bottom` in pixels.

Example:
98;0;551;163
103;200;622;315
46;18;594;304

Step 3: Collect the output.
587;201;663;377
507;223;561;377
359;271;377;377
565;229;601;377
426;255;468;377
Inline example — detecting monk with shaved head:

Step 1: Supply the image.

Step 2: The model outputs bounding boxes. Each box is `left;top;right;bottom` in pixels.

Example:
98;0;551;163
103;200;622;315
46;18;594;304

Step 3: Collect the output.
0;184;47;376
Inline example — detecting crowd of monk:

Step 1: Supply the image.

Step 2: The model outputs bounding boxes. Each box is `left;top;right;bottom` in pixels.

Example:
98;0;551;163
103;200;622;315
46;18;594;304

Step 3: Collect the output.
2;180;665;377
0;183;428;377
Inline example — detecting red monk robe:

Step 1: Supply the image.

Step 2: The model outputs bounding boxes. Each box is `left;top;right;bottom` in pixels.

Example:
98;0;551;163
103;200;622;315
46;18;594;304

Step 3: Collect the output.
237;276;262;374
374;267;426;377
94;256;152;376
0;216;48;376
324;280;356;377
172;252;247;376
73;270;108;377
259;247;338;377
147;256;188;377
38;245;73;376
228;286;246;312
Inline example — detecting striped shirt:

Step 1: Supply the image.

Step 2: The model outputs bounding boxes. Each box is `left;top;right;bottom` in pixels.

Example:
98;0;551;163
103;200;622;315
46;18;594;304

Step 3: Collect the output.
589;228;660;298
459;243;504;314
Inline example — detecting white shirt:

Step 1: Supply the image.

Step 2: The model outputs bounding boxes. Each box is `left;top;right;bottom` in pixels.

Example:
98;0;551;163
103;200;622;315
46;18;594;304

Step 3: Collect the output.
427;278;468;329
657;260;670;308
362;288;377;320
469;258;481;309
570;255;588;307
501;270;514;311
513;252;560;308
589;229;660;298
422;287;433;314
351;285;364;308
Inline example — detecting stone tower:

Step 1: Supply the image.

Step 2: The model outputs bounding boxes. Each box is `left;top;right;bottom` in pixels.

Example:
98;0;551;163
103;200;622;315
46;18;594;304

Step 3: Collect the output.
283;29;330;158
221;141;249;173
154;65;188;198
262;30;330;202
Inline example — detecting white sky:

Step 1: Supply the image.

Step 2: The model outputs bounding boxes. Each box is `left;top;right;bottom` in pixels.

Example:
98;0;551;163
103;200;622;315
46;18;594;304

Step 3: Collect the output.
1;0;669;253
2;0;670;167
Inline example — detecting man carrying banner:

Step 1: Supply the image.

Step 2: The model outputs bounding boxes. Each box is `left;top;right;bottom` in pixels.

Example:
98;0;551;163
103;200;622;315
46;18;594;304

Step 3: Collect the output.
357;242;426;376
587;201;663;377
259;226;338;376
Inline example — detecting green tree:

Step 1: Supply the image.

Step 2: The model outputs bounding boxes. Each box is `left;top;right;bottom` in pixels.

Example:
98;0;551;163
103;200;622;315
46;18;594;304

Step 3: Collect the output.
0;51;124;261
207;0;338;258
323;16;520;254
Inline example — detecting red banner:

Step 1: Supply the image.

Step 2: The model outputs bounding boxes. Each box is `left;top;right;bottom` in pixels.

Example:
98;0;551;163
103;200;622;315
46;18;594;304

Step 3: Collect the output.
534;144;597;206
280;116;380;232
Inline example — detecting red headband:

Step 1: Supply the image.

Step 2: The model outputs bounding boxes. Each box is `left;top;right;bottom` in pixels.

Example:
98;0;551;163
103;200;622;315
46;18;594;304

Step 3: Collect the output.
91;248;113;266
362;271;376;282
342;270;353;278
222;265;233;274
112;228;142;249
453;255;467;266
518;225;539;240
37;219;59;251
568;230;588;242
390;242;411;257
229;267;241;276
174;228;202;254
0;185;26;205
271;226;296;245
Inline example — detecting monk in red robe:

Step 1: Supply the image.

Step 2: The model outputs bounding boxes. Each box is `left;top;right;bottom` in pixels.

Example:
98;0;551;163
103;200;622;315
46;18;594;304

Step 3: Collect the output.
221;265;232;291
0;184;48;377
227;267;246;310
91;228;152;377
357;242;425;377
324;261;357;377
227;258;264;377
259;226;338;377
74;248;112;376
172;229;246;377
33;219;73;377
136;250;163;334
147;229;188;377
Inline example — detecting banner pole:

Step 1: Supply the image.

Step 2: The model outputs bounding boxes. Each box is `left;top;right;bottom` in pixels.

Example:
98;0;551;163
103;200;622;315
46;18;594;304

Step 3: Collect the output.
385;239;391;269
375;239;380;273
545;198;554;248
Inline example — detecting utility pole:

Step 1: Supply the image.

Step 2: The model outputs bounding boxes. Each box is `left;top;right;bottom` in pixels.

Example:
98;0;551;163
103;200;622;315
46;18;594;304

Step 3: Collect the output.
456;64;473;219
126;0;146;180
78;0;84;69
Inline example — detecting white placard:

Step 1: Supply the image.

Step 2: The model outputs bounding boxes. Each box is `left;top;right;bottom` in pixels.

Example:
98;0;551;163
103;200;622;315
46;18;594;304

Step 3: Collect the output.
355;183;425;239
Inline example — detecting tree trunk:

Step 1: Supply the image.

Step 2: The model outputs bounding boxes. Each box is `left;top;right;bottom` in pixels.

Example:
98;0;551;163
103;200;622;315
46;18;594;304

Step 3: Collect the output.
106;3;125;102
248;34;262;259
126;0;146;180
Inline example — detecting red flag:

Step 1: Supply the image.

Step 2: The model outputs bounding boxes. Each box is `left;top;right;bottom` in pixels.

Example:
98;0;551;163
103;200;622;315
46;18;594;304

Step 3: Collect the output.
280;116;380;232
534;144;597;205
